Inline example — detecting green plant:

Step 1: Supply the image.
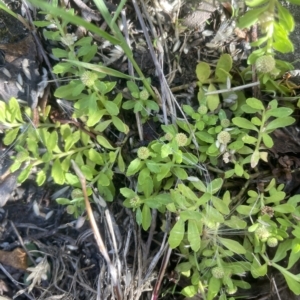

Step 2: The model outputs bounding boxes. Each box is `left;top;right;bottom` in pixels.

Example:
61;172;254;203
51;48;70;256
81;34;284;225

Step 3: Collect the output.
1;0;300;299
238;0;299;95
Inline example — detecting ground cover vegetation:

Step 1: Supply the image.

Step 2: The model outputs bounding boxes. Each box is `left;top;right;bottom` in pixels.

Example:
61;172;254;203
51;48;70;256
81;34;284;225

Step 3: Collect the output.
1;0;300;299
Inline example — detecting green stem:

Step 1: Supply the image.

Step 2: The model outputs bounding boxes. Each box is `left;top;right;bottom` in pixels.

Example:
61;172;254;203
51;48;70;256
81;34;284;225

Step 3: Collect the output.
92;0;157;101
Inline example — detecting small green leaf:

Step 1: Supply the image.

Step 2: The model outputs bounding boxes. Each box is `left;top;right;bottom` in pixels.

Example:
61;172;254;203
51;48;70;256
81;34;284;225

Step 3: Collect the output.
188;219;201;252
207;277;222;300
127;81;140;93
136;208;142;225
273;204;295;213
161;143;173;158
283;273;300;295
251;116;262;126
272;239;292;263
232;117;258;131
96;135;115;149
112;116;129;133
207;84;220;112
262;133;274;148
120;187;136;199
85;148;104;164
195;131;214;143
51;158;65;184
56;198;71;205
47;131;58;152
52;48;68;58
224;216;247;229
251;261;267;278
156;163;171;181
242;135;257;145
251;150;260;168
246;98;265;110
181;285;198;298
245;0;268;7
238;7;266;29
118;152;125;173
105;101;119;116
142;204;151;230
168;219;185;249
196;62;211;83
3;128;19;145
266;107;293;118
18;165;32;183
98;172;110;186
218;237;246;254
206;178;223;194
234;163;244;177
216;54;232;82
126;158;143;176
212;196;230;215
172;167;188;180
236;205;260;215
36;170;46;186
265;117;295;132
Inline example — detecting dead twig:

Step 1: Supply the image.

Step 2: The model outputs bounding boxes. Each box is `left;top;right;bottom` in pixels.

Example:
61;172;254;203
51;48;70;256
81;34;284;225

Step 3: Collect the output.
71;160;123;300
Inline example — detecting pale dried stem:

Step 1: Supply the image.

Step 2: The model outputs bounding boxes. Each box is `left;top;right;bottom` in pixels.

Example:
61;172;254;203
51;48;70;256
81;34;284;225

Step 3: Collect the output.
71;160;123;300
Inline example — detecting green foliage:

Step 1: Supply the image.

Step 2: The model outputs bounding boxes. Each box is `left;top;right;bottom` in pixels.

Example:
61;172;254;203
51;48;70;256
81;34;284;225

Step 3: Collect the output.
1;0;300;299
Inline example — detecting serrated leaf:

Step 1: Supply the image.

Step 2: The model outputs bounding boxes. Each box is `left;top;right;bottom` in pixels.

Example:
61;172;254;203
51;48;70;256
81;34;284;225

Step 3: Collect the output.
168;219;185;249
8;98;23;121
232;117;258;131
3;128;19;145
